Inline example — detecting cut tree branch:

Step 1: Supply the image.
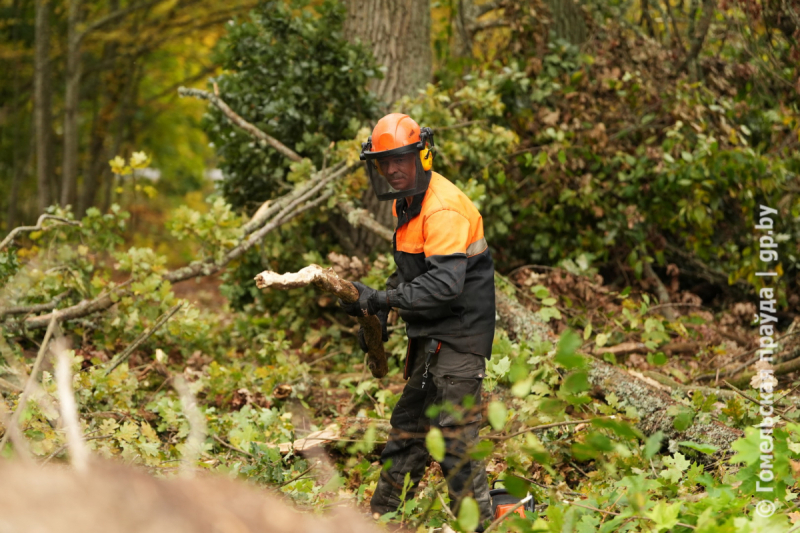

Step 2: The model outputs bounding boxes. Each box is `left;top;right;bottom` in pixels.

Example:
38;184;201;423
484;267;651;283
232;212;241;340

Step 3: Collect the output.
254;265;388;379
178;87;302;163
105;303;183;376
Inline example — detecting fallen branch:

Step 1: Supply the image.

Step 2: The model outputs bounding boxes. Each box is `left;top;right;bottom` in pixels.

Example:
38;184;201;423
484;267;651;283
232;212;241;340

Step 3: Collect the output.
337;201;394;242
178;87;302;163
0;215;81;251
721;380;794;424
105;303;183;376
0;290;72;319
254;265;388;378
212;434;254;459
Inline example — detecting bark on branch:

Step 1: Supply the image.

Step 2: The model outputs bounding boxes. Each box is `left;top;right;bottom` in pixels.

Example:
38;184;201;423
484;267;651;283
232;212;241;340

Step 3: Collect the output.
0;215;81;251
254;265;388;379
178;87;303;163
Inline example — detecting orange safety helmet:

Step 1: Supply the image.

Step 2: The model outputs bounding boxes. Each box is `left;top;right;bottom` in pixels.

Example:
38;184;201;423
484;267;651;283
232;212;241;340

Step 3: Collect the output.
360;113;435;201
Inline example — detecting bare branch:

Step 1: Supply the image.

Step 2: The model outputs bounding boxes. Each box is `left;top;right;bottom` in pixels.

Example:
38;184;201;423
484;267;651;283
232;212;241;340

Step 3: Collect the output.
77;0;165;46
105;303;183;376
0;290;72;319
475;0;502;18
178;87;303;163
468;18;509;33
337;202;393;242
212;434;254;459
0;215;81;251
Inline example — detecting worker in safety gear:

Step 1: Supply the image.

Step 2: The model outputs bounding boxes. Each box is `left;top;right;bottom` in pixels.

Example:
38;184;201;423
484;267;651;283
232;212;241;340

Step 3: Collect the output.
338;113;495;531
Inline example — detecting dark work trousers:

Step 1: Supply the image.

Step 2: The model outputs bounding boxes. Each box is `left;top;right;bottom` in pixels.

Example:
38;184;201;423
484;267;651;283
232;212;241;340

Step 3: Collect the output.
370;337;493;526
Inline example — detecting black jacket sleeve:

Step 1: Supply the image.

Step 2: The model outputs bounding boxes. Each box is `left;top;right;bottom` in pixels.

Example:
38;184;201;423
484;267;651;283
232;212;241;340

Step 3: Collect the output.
386;253;467;311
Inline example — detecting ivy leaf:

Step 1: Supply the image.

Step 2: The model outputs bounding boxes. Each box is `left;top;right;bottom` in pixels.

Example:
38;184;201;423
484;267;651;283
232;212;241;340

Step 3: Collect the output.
660;453;690;483
646;500;681;532
426;428;446;462
730;427;763;466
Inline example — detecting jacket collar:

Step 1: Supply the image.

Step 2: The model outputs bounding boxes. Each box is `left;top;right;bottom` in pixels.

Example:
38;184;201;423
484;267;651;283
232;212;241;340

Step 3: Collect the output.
395;189;426;229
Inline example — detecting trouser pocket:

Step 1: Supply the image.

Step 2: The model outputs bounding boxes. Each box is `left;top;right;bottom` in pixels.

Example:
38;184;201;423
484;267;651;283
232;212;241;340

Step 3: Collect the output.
434;376;483;427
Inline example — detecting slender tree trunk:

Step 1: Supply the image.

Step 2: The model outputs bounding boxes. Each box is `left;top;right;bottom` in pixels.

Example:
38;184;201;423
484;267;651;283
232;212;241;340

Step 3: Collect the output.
34;0;53;214
79;40;120;216
61;0;82;208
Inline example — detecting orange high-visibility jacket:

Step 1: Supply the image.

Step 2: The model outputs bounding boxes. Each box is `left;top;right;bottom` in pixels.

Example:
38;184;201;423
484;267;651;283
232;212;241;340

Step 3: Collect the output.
386;172;496;357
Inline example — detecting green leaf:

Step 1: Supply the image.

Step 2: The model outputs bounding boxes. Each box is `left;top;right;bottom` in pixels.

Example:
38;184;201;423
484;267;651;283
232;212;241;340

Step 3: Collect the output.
646;500;681;532
562;370;589;394
645;431;664;459
557;150;567;164
503;475;531;498
730;427;763;466
595;333;608;348
554;329;585;369
530;285;549;298
667;405;695;431
469;440;494;460
488;401;507;431
426;428;446;462
457;496;480;532
591;417;643;441
677;440;719;455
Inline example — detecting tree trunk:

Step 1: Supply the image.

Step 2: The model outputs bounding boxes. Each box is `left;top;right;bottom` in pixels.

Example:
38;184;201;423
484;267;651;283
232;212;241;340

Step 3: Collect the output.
343;0;432;105
34;0;53;214
544;0;587;45
342;0;432;253
61;0;82;209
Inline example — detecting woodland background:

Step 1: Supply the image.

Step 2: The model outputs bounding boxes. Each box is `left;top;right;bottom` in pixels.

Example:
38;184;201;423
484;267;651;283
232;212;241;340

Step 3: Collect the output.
2;0;800;531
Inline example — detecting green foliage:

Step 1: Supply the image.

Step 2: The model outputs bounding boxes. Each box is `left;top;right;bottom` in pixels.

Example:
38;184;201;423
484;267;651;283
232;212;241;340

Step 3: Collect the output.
206;0;379;211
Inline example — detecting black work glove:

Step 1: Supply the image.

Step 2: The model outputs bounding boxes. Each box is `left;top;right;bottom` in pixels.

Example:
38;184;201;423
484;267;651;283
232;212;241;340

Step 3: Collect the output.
356;310;389;352
337;281;390;317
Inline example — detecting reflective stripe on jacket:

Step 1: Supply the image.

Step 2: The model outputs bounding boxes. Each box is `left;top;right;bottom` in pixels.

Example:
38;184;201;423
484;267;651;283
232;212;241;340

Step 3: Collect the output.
386;172;496;358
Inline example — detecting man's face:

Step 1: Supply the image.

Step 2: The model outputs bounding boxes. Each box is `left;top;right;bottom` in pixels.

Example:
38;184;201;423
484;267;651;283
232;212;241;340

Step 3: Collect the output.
378;153;417;191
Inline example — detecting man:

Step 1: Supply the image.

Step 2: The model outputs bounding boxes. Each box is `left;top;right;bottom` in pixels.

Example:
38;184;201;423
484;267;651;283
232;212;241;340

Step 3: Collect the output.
339;113;496;531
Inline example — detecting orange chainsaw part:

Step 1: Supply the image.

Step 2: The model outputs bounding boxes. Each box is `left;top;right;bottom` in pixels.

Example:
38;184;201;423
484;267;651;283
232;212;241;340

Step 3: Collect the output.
494;503;527;519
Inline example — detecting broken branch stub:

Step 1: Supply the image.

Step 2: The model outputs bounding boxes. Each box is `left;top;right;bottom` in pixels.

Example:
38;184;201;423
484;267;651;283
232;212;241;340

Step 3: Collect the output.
254;265;389;378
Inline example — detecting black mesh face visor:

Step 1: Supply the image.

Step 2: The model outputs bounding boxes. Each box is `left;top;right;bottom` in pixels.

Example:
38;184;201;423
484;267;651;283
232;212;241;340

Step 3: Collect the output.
363;149;431;201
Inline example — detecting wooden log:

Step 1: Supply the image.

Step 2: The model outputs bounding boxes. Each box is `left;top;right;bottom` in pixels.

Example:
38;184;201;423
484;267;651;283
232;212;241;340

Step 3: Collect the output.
254;265;388;379
493;290;744;457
